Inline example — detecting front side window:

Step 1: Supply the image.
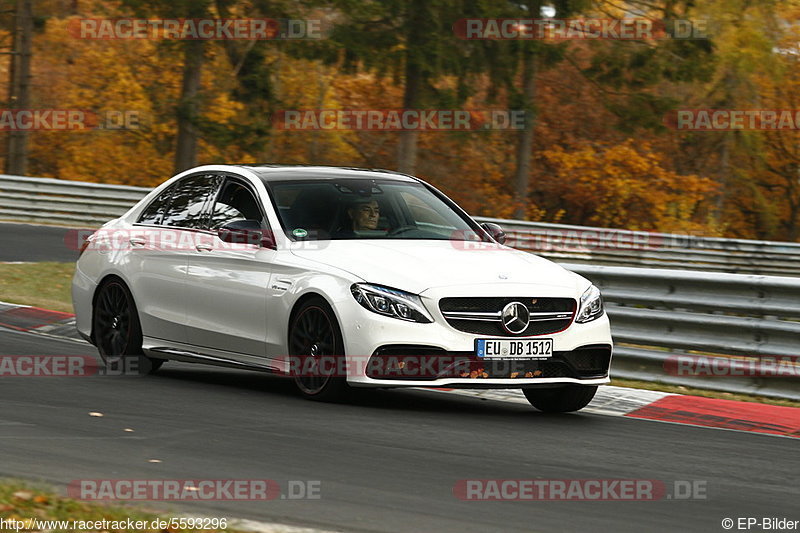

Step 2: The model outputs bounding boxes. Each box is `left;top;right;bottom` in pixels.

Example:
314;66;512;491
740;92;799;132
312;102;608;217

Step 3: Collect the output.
160;174;220;229
208;179;266;230
268;178;481;241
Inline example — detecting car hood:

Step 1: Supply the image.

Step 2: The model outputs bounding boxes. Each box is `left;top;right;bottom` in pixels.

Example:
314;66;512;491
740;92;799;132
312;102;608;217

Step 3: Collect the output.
289;239;586;294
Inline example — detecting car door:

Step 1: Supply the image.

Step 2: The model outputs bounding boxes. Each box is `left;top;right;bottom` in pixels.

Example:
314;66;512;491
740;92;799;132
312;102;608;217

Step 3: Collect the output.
127;173;220;344
184;175;276;357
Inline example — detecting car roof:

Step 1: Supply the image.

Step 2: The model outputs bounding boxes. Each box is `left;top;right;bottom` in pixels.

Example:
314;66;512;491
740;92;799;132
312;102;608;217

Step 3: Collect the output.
238;165;420;183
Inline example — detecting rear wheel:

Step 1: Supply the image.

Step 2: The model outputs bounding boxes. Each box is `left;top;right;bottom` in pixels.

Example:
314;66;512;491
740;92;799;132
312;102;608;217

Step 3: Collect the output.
523;385;597;413
93;279;163;375
289;297;349;402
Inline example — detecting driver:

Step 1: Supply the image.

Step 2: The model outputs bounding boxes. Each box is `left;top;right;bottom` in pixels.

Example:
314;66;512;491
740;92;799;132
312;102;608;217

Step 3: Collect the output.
348;198;380;231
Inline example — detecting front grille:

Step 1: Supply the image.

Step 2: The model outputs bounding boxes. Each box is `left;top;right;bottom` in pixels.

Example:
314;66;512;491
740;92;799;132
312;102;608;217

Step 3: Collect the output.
439;297;576;336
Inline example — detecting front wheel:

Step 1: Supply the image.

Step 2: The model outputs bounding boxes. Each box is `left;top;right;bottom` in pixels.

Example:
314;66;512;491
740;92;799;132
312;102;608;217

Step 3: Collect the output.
288;297;350;402
523;385;598;413
93;279;163;375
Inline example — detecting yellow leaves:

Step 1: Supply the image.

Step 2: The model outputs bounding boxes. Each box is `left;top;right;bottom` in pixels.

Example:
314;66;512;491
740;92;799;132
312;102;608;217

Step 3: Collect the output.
204;93;245;125
29;15;175;185
542;139;717;232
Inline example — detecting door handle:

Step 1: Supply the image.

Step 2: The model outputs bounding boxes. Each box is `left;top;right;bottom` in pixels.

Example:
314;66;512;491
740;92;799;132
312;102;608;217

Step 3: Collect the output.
129;237;146;247
195;243;214;252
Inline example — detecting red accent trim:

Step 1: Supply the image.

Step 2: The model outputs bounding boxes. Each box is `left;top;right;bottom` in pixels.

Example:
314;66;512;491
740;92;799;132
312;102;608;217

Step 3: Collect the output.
625;395;800;438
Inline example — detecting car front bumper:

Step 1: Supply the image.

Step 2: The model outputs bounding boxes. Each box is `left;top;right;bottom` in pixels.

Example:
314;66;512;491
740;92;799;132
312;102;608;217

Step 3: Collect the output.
320;283;614;388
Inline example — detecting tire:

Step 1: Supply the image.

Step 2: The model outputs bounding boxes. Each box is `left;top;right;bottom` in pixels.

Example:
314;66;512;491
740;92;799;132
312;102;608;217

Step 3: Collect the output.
93;279;163;375
288;296;350;402
523;385;598;413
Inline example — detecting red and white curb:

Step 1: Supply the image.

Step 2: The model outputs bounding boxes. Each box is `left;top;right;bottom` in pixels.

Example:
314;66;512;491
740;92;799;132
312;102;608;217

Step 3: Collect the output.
1;301;798;440
0;301;82;341
436;387;800;439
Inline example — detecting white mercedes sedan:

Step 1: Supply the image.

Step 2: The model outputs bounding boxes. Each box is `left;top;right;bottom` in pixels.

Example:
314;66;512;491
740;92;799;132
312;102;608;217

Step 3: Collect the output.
72;165;612;412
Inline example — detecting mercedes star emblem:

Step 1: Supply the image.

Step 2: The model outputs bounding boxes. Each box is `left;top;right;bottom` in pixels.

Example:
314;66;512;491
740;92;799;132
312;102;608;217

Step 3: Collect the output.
501;302;530;334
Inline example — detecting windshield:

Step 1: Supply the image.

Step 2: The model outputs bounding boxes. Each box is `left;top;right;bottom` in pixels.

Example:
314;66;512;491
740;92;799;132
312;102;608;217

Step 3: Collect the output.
267;179;483;241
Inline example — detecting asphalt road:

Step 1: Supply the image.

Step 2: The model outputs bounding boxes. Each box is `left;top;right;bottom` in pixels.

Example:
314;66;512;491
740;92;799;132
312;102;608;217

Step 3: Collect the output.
0;222;80;262
0;327;797;533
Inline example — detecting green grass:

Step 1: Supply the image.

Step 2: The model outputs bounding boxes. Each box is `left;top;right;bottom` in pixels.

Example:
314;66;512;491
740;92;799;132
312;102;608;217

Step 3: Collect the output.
0;480;236;532
0;262;75;313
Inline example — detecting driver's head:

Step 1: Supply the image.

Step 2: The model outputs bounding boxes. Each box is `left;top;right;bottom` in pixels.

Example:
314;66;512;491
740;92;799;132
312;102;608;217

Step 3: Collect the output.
348;199;380;230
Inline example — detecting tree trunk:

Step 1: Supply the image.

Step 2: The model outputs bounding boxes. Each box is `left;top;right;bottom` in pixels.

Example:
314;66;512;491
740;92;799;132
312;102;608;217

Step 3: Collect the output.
513;48;537;219
397;60;420;174
174;39;204;173
397;0;427;175
5;0;33;176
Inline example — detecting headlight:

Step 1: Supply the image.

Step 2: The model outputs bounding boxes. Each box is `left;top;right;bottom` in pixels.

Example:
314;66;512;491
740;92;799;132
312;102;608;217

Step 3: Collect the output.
351;284;433;323
575;285;604;323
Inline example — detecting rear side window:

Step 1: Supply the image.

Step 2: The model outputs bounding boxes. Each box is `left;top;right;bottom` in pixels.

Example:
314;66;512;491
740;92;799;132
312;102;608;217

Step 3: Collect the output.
138;185;174;225
161;174;220;228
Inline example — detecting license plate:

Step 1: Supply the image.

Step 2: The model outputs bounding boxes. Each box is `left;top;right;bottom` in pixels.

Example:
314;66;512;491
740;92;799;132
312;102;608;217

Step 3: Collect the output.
475;338;553;359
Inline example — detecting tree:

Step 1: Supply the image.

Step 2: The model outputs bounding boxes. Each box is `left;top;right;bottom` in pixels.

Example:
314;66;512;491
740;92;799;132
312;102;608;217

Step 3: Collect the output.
5;0;33;175
541;139;717;232
119;0;214;173
328;0;467;174
743;4;800;240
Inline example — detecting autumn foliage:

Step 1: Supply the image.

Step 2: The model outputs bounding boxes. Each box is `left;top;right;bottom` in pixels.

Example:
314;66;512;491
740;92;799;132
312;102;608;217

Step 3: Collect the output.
0;0;797;241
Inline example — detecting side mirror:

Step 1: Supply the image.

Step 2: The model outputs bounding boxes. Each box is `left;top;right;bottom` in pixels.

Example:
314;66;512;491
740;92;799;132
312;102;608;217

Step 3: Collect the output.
218;220;276;249
480;222;506;245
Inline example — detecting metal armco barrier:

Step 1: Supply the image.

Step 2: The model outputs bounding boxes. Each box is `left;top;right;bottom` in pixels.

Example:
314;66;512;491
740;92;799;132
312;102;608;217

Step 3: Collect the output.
566;263;800;400
1;174;798;398
474;216;800;276
3;173;799;276
0;174;150;226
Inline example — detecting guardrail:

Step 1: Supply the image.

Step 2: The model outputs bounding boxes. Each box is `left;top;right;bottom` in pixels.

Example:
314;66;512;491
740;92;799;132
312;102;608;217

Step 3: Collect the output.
474;217;800;277
2;173;799;276
567;263;800;400
0;174;797;399
0;174;150;226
